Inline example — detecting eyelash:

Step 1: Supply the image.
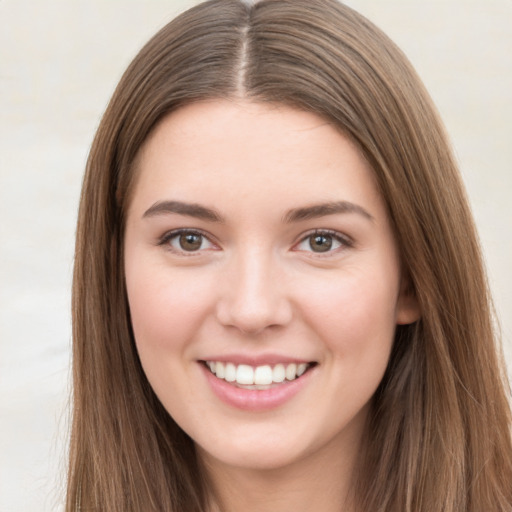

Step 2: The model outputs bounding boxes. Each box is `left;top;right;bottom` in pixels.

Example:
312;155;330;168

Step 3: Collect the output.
294;229;354;255
157;228;353;256
158;228;217;255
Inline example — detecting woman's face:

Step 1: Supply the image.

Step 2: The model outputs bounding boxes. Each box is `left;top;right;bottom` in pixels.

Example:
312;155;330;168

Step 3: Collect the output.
124;100;419;473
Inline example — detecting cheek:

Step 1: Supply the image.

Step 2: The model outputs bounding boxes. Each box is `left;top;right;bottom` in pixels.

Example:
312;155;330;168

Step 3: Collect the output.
298;268;400;358
125;263;218;419
125;263;213;355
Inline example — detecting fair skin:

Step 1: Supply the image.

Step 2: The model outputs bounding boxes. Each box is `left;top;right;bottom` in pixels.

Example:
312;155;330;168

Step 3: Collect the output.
124;100;419;512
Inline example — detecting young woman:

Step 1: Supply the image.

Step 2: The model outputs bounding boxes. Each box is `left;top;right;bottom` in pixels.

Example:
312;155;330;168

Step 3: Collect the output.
67;0;512;510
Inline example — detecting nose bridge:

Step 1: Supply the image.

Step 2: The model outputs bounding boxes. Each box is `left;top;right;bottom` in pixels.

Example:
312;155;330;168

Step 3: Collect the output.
216;244;291;334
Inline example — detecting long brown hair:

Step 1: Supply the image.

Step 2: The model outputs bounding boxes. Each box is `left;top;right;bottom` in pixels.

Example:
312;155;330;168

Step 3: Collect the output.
68;0;512;510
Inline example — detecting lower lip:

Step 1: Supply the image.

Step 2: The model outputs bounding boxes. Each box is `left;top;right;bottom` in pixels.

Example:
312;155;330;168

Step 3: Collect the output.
201;364;313;411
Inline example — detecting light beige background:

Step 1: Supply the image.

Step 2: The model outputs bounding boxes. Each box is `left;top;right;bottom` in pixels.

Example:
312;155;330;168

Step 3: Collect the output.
1;1;510;510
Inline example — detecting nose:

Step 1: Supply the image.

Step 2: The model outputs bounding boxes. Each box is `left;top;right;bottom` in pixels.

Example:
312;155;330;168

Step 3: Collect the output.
215;248;293;335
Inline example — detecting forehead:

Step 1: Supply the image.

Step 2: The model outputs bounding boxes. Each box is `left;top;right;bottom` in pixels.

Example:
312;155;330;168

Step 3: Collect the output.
129;100;384;219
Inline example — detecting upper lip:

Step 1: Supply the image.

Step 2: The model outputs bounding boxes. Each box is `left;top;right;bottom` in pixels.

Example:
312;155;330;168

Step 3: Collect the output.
199;354;315;366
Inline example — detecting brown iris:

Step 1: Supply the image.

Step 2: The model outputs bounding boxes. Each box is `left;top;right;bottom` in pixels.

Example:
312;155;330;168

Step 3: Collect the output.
309;234;333;252
179;233;203;251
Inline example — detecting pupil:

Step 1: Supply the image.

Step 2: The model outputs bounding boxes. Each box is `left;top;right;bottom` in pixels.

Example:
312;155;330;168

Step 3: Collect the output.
310;234;332;252
180;233;202;251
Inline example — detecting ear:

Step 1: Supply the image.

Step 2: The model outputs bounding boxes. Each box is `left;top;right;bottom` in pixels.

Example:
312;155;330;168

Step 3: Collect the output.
395;275;421;325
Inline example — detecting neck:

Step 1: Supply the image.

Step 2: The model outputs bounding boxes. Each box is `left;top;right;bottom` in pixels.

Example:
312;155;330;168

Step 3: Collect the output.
200;422;365;512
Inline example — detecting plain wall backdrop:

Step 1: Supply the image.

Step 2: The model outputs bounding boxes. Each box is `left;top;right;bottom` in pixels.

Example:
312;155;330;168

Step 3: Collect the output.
1;1;510;510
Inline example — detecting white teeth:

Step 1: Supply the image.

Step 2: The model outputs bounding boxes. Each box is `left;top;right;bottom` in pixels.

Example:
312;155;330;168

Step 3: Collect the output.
212;362;226;379
272;364;286;383
236;364;254;385
216;361;225;379
225;363;236;382
254;365;273;385
297;363;308;377
285;363;297;381
206;361;311;386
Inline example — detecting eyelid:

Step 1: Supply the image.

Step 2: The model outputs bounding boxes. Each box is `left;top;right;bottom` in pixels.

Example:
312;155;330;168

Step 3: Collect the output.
292;229;354;254
157;227;352;256
158;228;219;254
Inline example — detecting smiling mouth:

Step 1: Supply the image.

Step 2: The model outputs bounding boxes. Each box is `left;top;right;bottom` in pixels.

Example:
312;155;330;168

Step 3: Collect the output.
202;361;316;390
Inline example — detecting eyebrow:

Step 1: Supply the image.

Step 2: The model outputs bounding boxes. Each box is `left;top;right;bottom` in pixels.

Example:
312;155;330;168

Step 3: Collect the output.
283;201;374;223
142;199;373;223
143;200;224;222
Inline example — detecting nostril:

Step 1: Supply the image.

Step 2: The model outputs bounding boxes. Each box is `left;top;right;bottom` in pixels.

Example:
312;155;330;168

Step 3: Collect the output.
215;294;293;334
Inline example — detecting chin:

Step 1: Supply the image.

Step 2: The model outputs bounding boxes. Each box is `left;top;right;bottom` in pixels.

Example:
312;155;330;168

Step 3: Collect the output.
199;442;306;473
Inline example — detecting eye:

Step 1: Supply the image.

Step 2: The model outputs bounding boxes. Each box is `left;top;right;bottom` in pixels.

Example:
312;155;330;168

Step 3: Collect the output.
295;230;351;254
160;229;215;253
